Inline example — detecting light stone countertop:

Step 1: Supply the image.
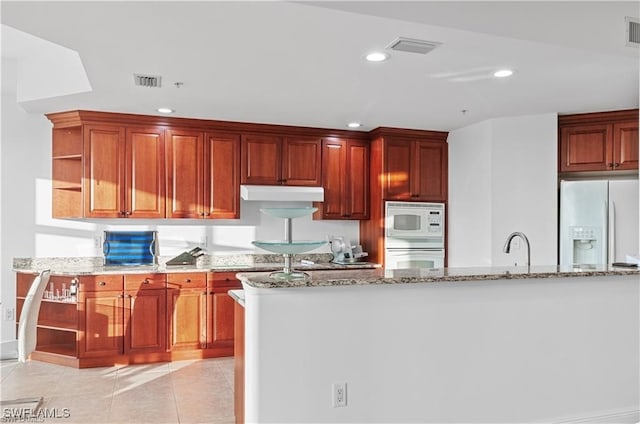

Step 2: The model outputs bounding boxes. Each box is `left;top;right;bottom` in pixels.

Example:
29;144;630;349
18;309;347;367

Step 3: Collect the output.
237;264;640;289
12;254;379;275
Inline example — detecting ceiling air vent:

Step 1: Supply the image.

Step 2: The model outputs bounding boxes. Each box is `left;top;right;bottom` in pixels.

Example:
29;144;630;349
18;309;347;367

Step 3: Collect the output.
626;17;640;47
387;37;442;55
133;74;162;87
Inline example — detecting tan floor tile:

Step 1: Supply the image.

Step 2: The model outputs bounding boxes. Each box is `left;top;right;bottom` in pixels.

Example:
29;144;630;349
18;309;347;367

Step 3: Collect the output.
39;393;112;423
0;357;234;424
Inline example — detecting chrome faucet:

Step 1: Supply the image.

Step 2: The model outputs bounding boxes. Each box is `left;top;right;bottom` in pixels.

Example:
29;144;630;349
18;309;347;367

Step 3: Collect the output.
503;232;531;268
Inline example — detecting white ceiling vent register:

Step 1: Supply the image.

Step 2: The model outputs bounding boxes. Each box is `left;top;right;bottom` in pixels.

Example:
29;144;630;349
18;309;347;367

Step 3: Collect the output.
387;37;442;54
626;17;640;47
133;74;162;87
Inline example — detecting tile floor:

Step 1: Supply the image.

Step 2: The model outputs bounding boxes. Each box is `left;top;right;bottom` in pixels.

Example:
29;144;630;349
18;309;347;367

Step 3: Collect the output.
0;357;235;423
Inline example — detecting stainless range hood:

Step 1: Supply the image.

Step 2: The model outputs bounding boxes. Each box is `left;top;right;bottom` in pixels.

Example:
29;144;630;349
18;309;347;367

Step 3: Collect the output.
240;185;324;202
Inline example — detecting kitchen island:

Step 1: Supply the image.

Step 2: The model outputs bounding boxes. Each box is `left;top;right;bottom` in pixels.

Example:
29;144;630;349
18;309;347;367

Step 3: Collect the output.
235;265;639;423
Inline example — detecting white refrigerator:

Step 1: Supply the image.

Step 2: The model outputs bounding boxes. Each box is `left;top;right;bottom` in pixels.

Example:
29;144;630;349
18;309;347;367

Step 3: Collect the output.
559;179;639;265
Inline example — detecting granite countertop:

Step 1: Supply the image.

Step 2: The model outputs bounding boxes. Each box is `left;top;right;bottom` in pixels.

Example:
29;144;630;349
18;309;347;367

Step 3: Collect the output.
12;254;379;275
237;264;640;289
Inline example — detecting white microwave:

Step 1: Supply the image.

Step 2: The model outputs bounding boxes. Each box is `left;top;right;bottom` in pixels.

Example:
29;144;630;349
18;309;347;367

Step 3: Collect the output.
385;201;445;245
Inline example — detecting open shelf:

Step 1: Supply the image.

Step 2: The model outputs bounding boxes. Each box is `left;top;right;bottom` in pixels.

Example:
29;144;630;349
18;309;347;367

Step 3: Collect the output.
36;327;77;357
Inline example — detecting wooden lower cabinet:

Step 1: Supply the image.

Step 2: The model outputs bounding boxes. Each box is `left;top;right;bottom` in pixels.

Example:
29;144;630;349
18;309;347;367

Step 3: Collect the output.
18;270;243;368
78;290;124;359
167;273;208;351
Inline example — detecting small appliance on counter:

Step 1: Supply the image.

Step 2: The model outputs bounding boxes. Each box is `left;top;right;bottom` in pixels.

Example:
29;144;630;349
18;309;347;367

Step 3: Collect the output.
103;231;158;266
329;236;368;264
166;246;206;266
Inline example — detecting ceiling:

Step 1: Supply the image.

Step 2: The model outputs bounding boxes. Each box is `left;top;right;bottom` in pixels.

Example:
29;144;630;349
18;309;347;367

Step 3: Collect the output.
2;1;639;132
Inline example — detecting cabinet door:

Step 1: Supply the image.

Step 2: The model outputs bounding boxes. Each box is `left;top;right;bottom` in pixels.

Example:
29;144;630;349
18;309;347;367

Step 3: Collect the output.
167;288;207;350
613;121;639;170
208;289;236;346
413;140;447;201
560;124;612;172
383;138;412;200
346;140;370;219
282;137;322;186
125;127;165;218
205;132;241;219
241;134;282;184
166;129;205;218
78;290;124;358
320;139;347;219
84;125;125;218
125;289;167;354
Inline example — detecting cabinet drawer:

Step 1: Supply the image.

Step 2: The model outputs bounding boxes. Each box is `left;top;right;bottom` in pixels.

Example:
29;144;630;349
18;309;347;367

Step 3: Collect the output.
208;272;242;289
79;275;124;292
125;273;166;291
166;272;206;289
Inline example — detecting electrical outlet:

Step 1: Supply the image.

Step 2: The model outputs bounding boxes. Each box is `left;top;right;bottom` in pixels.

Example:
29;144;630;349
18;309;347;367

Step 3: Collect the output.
332;382;347;408
93;235;102;249
4;307;15;321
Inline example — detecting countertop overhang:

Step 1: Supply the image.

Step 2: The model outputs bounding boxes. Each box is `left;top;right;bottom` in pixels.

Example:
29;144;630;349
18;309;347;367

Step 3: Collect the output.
237;264;640;289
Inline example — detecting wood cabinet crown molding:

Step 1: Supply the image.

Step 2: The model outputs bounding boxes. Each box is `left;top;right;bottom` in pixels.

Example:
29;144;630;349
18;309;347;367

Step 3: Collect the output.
46;110;371;140
558;109;639;126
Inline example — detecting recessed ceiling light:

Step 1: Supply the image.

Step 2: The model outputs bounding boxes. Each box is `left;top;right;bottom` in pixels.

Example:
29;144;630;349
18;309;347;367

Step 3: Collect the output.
157;108;174;114
347;122;362;128
493;69;514;78
365;52;389;62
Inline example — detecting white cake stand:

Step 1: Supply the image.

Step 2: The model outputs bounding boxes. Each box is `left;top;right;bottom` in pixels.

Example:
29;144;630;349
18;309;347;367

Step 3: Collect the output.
252;207;327;280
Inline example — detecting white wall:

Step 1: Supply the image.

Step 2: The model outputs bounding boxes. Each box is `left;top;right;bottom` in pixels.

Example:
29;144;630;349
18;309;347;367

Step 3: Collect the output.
243;275;639;423
448;113;558;267
0;100;358;348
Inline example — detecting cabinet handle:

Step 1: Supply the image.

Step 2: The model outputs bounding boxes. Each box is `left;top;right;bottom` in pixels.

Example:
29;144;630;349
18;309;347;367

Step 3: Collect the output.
99;281;106;286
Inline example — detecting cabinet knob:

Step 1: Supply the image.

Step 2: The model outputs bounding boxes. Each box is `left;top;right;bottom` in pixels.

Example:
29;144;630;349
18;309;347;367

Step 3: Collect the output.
204;212;211;217
118;294;124;298
143;279;150;284
614;162;620;168
99;281;106;286
185;279;191;283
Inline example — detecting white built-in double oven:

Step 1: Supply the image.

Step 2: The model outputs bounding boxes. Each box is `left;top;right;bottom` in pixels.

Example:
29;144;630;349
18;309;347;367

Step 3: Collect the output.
384;201;445;270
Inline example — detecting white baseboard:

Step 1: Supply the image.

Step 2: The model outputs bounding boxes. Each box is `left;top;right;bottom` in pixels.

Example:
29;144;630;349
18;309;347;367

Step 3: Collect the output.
0;340;18;360
553;408;639;424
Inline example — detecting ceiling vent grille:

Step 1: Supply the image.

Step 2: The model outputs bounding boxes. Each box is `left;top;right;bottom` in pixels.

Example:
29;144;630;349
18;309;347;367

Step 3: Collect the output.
626;17;640;47
133;74;162;87
387;37;442;55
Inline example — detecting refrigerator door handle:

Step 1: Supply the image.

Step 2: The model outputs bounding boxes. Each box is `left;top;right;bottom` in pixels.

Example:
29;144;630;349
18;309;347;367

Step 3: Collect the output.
608;200;616;264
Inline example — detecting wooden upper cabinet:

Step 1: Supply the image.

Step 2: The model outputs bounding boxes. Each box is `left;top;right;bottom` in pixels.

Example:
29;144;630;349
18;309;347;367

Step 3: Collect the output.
383;138;413;200
560;124;611;172
84;125;125;218
413;140;447;201
559;109;638;173
166;129;205;218
382;137;447;202
205;132;240;219
166;130;240;219
315;138;369;220
241;134;322;186
241;134;282;185
125;127;165;218
613;121;639;170
83;125;165;218
282;137;322;186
